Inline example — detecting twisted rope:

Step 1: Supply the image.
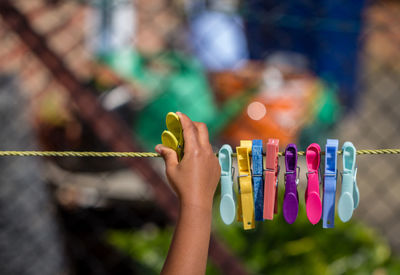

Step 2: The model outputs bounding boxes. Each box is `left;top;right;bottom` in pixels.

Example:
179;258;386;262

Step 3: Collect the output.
0;151;160;158
0;149;398;158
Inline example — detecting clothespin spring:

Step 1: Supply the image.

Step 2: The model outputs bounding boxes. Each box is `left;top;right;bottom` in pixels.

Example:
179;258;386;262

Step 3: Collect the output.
285;166;300;185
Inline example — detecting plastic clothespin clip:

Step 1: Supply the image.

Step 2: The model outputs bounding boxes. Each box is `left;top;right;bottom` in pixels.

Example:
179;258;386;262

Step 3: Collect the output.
252;140;264;221
283;144;299;224
322;139;339;228
263;138;279;220
305;143;322;225
161;112;184;161
338;141;359;222
219;145;236;225
236;140;255;230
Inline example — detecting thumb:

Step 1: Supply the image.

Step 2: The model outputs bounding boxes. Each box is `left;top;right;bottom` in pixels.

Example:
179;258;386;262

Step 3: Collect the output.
155;144;179;169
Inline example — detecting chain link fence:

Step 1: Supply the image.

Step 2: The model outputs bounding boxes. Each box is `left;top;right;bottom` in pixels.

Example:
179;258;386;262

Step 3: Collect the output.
337;1;400;250
1;0;400;274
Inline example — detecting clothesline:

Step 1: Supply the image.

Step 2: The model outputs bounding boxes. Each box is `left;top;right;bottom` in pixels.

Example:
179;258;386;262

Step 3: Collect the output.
0;149;398;158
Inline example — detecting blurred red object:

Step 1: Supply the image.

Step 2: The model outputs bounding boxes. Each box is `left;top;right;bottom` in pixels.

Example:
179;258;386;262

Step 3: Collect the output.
221;67;318;147
209;62;263;103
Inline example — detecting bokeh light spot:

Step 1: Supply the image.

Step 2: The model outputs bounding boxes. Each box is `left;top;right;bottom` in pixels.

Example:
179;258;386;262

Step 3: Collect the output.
247;101;267;120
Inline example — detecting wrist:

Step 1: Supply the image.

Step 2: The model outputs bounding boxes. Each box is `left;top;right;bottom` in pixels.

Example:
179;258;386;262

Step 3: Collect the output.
180;197;213;214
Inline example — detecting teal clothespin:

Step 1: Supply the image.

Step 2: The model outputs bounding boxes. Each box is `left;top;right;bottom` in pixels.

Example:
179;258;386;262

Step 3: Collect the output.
219;145;236;225
338;141;360;222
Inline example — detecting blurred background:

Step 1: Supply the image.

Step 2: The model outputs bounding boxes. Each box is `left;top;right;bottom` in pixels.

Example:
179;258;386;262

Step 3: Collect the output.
1;0;400;274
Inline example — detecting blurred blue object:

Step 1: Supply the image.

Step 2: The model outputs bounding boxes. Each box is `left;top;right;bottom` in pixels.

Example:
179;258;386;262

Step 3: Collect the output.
244;0;366;108
87;0;135;56
189;11;249;71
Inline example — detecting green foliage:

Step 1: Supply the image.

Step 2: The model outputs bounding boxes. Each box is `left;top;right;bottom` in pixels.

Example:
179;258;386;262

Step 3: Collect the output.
108;191;400;274
108;225;171;275
107;225;220;274
213;189;400;275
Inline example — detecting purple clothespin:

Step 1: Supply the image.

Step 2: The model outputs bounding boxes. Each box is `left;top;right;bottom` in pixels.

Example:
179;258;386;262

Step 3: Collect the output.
283;144;299;224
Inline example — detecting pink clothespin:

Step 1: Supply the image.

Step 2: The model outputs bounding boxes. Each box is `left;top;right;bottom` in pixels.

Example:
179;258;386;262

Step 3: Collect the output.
305;143;322;225
263;138;279;220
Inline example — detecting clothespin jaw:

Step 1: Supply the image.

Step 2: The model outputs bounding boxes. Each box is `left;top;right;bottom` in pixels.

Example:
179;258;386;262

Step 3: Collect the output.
305;143;322;225
236;140;255;230
283;143;299;224
338;141;359;222
161;112;184;161
252;140;264;221
323;139;339;228
219;145;236;225
263;138;279;220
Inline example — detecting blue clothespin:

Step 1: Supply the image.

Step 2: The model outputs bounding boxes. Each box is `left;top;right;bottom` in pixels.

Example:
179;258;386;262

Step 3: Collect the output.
252;140;264;221
338;141;360;222
323;139;338;228
219;145;236;225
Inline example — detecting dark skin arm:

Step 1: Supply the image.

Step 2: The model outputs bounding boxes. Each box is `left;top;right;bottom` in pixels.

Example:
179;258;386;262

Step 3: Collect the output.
155;112;220;275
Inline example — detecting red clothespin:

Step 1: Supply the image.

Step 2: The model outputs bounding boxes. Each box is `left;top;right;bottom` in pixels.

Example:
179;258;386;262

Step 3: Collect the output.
305;143;322;225
263;138;279;220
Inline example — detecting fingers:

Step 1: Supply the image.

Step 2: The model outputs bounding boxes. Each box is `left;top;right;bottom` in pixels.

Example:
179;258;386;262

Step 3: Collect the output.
176;112;199;152
155;144;179;169
176;112;213;155
193;122;211;149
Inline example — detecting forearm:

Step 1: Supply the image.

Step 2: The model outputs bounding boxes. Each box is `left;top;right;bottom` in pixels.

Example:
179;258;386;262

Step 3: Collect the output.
161;202;212;275
157;112;220;275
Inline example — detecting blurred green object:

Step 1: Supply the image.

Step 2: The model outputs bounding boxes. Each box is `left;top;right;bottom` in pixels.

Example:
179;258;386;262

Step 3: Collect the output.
108;226;220;275
212;189;400;275
108;190;400;275
100;49;254;149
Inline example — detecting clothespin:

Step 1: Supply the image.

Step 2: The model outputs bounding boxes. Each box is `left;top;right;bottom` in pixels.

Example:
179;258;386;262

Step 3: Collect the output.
161;112;184;161
338;141;359;222
218;145;236;225
283;143;299;224
305;143;322;225
236;140;255;230
252;140;264;221
323;139;338;228
263;138;279;220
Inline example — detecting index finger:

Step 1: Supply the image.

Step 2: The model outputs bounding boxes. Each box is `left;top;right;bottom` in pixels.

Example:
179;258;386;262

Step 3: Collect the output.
176;112;200;152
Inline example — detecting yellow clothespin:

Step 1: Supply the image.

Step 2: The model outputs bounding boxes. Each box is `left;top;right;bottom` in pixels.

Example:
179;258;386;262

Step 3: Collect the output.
161;112;184;161
236;140;255;230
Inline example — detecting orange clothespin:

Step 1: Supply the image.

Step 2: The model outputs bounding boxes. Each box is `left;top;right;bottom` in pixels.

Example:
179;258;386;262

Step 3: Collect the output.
236;140;255;230
263;138;279;220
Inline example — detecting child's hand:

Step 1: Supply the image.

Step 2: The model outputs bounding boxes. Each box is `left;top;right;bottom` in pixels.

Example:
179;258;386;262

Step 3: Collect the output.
157;112;220;274
155;112;220;210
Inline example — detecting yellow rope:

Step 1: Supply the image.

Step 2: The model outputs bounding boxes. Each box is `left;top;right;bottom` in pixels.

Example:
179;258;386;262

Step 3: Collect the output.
0;149;398;158
281;149;400;156
0;151;160;158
